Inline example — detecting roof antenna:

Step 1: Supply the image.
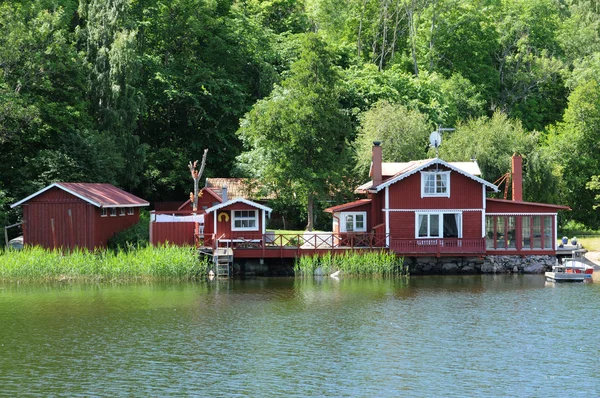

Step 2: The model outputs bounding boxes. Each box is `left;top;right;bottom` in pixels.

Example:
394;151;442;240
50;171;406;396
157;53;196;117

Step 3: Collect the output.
429;126;454;171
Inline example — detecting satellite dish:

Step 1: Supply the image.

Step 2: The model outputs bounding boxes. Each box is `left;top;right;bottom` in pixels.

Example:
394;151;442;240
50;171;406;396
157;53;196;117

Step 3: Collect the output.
429;131;442;148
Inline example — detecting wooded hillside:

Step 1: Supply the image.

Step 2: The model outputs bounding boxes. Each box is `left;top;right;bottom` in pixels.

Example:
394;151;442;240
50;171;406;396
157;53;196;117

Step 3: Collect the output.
2;0;600;231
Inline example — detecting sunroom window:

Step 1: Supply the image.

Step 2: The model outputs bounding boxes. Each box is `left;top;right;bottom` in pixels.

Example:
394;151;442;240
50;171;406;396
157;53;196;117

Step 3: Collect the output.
421;171;450;197
232;210;258;231
341;212;366;233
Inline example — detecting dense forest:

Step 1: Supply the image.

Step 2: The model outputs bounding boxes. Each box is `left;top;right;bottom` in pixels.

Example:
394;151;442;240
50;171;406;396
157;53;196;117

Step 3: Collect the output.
2;0;600;232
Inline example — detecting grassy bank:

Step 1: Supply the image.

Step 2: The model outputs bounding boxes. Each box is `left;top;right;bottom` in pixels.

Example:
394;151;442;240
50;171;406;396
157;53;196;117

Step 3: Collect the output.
0;245;210;282
294;250;406;276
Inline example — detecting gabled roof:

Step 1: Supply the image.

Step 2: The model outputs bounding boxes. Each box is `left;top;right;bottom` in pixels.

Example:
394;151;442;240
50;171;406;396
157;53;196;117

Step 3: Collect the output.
205;178;275;200
11;183;149;208
204;197;273;214
359;158;498;193
324;199;372;213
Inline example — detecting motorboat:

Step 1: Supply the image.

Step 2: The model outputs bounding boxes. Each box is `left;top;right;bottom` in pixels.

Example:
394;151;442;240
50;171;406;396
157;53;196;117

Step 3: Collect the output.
545;251;594;282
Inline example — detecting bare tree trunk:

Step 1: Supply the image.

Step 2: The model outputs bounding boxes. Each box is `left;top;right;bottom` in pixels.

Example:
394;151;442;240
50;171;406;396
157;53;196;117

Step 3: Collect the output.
306;193;314;232
429;0;437;71
188;149;208;211
407;0;419;76
389;0;402;63
357;0;369;58
380;0;389;70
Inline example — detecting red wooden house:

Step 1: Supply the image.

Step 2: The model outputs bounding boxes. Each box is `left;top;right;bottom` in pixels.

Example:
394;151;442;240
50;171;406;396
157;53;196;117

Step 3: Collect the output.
325;142;569;257
11;183;149;249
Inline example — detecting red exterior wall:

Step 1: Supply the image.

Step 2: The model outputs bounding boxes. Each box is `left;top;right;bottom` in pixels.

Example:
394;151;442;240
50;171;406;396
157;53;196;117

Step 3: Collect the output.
378;169;485;240
389;212;414;239
23;189;93;249
94;207;140;247
463;211;482;238
150;222;196;246
387;168;483;209
22;187;141;249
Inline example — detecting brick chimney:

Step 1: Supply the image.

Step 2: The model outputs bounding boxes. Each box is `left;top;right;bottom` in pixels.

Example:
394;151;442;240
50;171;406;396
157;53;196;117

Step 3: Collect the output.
372;141;382;188
511;154;523;201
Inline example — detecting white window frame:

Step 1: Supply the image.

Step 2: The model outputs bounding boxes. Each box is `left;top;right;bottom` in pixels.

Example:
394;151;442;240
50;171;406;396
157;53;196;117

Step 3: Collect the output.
101;208;108;217
340;212;367;233
415;212;462;238
110;208;117;217
119;207;126;216
232;210;259;231
421;171;451;198
127;208;134;215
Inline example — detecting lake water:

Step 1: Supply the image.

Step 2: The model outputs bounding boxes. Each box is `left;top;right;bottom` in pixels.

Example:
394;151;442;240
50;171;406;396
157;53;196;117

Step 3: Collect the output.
1;275;599;397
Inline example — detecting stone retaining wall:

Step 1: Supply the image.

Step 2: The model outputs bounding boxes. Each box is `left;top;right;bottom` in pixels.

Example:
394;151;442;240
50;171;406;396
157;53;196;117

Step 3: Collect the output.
408;255;556;274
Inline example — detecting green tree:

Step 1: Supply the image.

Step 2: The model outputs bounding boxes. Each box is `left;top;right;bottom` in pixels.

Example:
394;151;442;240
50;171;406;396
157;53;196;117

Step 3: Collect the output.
354;100;431;176
440;111;559;204
546;79;600;227
237;33;352;230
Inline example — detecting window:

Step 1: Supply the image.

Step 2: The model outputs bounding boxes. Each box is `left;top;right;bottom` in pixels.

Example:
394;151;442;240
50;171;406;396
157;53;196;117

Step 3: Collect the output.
119;208;126;216
232;210;258;231
421;171;450;197
110;208;117;217
341;212;366;233
416;213;461;238
101;208;108;217
544;217;553;249
127;208;134;215
522;216;531;249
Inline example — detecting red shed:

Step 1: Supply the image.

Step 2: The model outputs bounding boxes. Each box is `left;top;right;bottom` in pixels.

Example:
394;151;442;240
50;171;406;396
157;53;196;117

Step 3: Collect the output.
11;183;149;249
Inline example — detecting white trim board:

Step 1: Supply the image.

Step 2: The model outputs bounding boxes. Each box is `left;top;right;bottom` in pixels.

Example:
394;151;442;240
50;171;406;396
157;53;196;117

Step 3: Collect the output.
383;208;483;213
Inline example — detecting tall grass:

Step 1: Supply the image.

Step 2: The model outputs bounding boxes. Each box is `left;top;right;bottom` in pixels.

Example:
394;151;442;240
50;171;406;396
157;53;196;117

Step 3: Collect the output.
294;250;406;276
0;245;210;282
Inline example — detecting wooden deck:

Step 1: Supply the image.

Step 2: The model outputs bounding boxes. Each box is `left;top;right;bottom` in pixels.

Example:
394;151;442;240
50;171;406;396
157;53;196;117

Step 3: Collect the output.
198;233;487;258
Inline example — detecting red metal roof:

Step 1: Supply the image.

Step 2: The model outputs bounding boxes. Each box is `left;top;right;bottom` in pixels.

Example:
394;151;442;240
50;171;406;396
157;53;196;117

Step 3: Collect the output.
486;198;571;211
324;199;372;213
11;183;149;208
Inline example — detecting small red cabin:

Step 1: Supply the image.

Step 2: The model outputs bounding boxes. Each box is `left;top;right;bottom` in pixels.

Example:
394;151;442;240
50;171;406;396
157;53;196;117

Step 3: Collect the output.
11;183;149;249
203;198;272;246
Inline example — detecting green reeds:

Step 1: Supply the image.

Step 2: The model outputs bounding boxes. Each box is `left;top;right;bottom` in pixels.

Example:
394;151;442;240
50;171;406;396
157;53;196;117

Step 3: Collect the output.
0;245;210;282
294;250;406;276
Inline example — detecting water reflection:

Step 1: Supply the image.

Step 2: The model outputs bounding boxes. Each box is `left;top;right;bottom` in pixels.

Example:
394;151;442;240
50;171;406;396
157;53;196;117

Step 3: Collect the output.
1;276;599;397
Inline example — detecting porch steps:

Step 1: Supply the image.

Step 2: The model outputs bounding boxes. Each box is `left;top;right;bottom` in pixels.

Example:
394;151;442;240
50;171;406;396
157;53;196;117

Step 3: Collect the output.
213;247;233;278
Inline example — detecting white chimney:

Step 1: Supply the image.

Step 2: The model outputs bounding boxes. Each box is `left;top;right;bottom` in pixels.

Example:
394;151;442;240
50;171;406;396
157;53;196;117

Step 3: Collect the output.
222;185;228;202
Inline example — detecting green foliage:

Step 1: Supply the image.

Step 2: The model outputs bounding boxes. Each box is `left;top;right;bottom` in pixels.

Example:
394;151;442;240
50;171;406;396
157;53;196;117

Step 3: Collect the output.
237;33;353;230
0;245;210;281
440;111;559;204
547;79;600;227
354;100;431;176
294;250;405;276
342;65;485;126
107;211;150;250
